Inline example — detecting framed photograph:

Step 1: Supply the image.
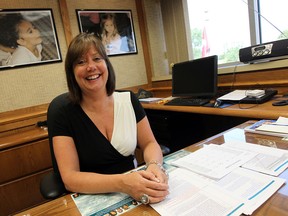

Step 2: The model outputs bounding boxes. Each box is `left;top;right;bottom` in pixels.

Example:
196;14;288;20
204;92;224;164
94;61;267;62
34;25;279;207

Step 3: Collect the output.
76;10;137;56
0;9;62;70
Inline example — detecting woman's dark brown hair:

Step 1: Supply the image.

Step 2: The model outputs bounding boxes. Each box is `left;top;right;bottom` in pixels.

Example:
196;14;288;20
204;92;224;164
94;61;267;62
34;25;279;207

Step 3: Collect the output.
65;32;116;104
0;13;25;48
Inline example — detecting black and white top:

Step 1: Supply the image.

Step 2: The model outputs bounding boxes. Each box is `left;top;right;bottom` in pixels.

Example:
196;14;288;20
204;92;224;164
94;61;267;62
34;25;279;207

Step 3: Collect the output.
49;91;146;174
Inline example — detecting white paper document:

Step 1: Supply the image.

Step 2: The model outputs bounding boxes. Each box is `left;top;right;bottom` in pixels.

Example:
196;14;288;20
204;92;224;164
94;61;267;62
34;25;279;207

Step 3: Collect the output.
151;168;245;216
223;141;288;176
273;116;288;125
211;167;286;215
171;144;257;179
138;97;163;103
151;167;285;216
217;90;248;101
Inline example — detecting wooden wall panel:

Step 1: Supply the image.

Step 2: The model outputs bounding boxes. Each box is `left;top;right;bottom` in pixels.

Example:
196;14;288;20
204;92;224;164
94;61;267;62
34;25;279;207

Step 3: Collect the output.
151;68;288;95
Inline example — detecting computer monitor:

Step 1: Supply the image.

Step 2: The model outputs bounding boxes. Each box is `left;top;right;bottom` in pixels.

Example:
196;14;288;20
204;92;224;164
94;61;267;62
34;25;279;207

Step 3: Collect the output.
172;55;218;98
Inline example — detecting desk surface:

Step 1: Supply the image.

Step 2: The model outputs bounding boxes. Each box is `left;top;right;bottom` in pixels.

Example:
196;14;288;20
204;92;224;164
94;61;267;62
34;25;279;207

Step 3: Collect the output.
15;121;288;216
142;95;288;119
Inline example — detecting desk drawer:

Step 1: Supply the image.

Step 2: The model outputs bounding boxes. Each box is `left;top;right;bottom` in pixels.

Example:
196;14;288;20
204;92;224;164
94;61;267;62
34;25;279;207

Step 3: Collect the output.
0;169;51;216
0;139;52;184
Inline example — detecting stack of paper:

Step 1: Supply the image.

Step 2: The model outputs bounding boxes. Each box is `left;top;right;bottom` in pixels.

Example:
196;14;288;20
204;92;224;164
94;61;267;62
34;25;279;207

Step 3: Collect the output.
245;116;288;137
151;141;287;216
151;167;285;216
171;144;257;179
223;141;288;176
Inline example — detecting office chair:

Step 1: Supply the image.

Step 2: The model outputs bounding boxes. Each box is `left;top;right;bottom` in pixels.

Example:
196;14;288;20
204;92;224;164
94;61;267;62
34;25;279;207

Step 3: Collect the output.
40;92;69;199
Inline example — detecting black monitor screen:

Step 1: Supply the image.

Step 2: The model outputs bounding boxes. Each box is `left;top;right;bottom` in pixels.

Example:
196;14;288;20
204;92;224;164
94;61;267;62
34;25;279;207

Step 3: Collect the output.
172;55;218;98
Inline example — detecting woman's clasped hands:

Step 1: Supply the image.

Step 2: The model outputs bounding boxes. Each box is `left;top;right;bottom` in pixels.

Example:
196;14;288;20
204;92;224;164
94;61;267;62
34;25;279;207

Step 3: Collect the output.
122;163;169;205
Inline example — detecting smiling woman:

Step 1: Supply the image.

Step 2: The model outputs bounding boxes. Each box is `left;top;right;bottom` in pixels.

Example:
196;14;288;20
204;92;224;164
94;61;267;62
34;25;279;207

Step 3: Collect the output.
49;32;169;204
65;32;114;104
74;46;108;98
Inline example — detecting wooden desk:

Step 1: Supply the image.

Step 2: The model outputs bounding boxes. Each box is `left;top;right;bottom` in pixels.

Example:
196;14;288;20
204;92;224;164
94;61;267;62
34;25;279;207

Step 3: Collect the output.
15;121;288;216
142;94;288;153
142;94;288;119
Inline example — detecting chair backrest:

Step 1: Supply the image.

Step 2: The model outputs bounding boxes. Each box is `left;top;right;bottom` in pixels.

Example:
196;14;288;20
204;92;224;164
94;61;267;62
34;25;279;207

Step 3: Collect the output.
47;92;70;176
40;92;69;199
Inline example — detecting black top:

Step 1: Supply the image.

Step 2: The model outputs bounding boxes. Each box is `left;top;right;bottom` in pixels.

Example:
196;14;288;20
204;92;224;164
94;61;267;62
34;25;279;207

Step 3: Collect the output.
48;91;146;174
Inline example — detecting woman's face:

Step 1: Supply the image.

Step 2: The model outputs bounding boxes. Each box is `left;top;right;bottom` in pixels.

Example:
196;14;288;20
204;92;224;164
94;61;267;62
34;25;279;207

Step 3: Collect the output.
104;19;115;34
17;20;42;47
73;45;108;96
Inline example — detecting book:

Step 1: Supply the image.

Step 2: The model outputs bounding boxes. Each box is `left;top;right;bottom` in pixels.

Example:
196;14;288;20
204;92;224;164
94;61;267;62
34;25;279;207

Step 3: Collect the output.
244;119;288;137
71;192;140;216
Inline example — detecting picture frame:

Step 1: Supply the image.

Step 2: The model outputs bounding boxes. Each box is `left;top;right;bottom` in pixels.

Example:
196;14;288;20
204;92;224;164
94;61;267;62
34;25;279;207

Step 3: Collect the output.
76;9;137;56
0;9;62;70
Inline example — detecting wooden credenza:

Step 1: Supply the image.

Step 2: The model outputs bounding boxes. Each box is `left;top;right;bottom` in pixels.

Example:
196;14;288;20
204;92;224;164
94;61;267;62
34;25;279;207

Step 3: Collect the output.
0;104;51;216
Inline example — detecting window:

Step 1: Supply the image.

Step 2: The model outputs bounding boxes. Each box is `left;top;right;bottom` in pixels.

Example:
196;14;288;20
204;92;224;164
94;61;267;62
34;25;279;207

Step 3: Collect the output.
187;0;288;66
259;0;288;42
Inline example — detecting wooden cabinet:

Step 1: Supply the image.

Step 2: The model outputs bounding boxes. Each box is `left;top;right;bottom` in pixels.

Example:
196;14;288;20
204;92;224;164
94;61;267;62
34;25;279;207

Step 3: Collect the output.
0;104;52;216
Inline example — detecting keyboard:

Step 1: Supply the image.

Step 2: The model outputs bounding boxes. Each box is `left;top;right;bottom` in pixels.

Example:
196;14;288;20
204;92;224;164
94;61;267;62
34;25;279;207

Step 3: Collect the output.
164;97;210;106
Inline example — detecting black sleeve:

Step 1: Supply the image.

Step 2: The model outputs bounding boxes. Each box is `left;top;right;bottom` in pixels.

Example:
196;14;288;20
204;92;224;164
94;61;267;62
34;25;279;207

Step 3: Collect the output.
47;93;72;138
130;91;146;122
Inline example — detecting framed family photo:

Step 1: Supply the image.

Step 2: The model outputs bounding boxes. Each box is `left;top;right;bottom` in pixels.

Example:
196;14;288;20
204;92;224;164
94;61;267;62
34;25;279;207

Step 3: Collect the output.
76;9;138;56
0;9;62;70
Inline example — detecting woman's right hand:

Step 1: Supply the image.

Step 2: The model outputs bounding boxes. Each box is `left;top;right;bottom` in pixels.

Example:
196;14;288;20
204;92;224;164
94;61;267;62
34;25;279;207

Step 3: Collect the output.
121;170;169;204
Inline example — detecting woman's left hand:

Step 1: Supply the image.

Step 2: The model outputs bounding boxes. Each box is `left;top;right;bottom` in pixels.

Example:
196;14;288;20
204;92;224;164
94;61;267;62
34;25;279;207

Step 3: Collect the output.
145;162;169;184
